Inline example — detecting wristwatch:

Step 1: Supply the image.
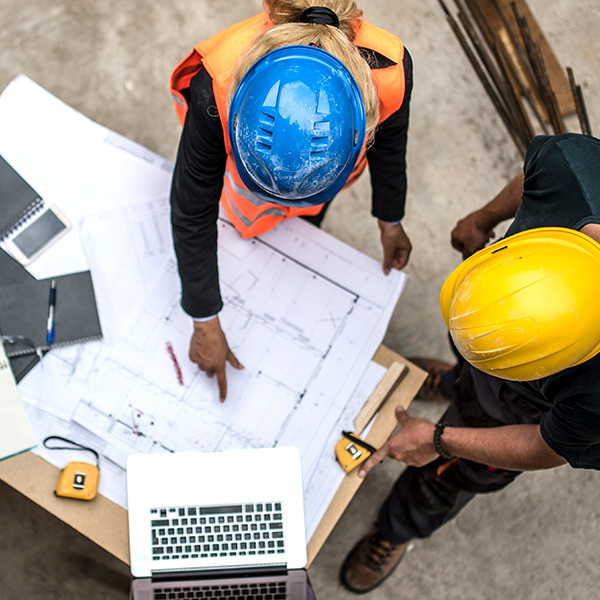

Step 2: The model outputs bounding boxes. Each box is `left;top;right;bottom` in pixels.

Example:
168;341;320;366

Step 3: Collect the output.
433;422;455;460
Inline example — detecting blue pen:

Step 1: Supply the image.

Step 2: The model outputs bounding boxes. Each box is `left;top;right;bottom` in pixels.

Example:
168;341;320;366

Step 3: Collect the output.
46;279;57;347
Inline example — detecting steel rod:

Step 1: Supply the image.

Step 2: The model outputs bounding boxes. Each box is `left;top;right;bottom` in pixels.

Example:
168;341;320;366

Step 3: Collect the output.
456;4;530;145
471;0;546;134
438;0;527;156
567;67;592;136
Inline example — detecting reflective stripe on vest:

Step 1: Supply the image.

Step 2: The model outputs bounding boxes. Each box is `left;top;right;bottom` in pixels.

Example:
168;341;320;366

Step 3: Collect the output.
221;170;323;239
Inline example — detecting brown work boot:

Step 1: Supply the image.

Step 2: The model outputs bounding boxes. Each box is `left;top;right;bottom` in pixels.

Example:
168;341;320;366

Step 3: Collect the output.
340;527;408;593
409;357;454;402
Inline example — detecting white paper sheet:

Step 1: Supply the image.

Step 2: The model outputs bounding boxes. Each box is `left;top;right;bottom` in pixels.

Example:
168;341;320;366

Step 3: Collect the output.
2;75;408;541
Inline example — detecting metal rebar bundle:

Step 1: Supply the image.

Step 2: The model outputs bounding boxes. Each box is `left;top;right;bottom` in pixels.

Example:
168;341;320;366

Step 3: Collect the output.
438;0;592;155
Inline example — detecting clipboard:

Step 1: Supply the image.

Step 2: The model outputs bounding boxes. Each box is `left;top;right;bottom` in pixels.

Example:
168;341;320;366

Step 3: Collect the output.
306;348;425;565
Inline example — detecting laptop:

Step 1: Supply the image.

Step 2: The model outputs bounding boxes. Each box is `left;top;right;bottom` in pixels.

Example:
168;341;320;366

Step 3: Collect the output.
126;447;310;600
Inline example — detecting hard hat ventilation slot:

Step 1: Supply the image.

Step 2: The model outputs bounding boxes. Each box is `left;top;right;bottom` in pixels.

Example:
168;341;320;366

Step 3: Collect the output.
310;136;329;155
257;129;273;152
257;111;276;153
310;120;330;155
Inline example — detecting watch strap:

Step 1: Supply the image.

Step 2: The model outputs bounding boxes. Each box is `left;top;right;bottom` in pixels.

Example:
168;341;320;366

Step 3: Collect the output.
433;422;455;460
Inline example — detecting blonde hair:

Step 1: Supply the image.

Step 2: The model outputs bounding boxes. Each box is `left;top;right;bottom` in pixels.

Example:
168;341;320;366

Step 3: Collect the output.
228;1;379;137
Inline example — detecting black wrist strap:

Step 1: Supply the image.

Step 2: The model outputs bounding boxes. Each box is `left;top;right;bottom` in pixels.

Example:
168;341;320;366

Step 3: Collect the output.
433;422;455;460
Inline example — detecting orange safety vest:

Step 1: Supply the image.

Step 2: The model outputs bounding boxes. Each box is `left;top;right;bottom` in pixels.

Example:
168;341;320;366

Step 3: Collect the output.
170;13;405;239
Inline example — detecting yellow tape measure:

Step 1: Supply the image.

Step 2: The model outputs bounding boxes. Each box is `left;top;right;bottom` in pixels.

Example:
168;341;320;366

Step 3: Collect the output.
335;431;378;473
43;436;100;501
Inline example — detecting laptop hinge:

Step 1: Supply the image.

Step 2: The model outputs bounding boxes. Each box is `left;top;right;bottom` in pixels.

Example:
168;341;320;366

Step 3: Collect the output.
151;565;288;583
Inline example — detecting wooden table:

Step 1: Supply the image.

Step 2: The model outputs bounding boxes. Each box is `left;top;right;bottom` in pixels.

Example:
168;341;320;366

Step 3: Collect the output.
0;345;425;567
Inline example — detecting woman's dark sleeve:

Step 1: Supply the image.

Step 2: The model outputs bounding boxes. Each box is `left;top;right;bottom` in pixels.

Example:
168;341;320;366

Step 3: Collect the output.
366;48;413;222
170;67;227;318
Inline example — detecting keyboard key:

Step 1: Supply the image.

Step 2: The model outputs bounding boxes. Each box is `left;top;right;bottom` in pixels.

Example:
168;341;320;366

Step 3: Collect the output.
200;505;243;515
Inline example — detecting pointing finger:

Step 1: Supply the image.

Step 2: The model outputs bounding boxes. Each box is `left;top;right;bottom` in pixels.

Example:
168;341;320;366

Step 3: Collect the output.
358;444;387;478
216;366;228;403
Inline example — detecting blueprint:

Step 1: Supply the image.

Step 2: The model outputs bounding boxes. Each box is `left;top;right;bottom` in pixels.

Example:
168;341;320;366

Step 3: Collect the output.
2;75;407;540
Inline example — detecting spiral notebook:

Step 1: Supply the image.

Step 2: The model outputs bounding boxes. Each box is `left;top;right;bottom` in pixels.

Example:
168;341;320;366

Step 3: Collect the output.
0;154;44;241
0;270;103;357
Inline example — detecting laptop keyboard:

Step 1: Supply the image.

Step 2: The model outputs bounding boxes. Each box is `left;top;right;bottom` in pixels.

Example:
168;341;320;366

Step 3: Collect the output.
152;581;287;599
150;503;286;561
154;581;288;600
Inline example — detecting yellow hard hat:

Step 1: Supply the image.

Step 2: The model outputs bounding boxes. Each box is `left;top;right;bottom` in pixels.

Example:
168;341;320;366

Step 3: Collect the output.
440;227;600;381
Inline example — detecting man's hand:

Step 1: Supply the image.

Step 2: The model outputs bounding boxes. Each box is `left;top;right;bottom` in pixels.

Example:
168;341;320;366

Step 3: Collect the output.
451;172;525;258
378;220;412;274
189;317;243;402
358;407;437;478
450;209;497;259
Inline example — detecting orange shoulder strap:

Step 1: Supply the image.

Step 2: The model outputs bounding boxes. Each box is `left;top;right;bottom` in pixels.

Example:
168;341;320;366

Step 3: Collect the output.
355;21;406;122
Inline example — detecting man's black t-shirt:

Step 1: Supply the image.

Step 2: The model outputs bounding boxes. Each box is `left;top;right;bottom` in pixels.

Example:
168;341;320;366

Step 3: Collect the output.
483;134;600;469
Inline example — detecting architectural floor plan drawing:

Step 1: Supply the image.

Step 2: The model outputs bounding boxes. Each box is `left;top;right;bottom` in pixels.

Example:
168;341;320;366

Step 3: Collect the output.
20;198;406;537
1;75;408;540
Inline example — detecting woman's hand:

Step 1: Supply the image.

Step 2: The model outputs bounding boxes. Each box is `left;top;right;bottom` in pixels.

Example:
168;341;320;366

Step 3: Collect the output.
189;317;243;401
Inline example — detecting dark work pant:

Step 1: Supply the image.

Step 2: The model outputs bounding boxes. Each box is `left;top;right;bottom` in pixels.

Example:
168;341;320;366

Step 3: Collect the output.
377;358;542;544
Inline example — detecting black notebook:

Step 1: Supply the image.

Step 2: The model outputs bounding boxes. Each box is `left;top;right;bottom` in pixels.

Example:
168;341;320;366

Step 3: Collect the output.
0;270;103;358
0;247;36;285
0;249;40;380
0;154;44;241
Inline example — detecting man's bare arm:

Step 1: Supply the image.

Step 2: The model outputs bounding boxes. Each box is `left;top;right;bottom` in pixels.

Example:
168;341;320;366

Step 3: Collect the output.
451;172;525;258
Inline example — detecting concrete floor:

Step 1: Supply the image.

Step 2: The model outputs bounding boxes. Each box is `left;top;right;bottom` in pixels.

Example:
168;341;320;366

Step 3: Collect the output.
1;1;599;598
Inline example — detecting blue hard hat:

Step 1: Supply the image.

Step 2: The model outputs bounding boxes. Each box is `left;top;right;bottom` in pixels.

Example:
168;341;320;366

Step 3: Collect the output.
228;45;366;207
